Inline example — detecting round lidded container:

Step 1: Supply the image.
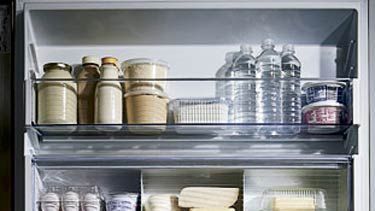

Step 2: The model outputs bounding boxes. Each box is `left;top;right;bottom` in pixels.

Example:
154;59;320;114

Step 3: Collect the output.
37;62;77;124
302;101;348;134
40;192;60;211
106;193;138;211
62;187;80;211
125;88;169;134
302;81;347;105
82;193;101;211
122;58;169;92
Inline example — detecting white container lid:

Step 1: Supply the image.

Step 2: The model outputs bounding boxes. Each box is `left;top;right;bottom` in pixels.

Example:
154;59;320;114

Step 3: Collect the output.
302;81;347;90
122;58;170;70
82;55;100;66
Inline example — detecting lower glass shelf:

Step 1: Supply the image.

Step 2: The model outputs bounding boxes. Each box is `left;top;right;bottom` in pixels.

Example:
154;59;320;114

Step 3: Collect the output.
26;123;358;158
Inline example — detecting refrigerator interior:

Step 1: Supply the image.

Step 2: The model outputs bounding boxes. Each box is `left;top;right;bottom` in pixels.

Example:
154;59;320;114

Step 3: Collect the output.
33;167;350;211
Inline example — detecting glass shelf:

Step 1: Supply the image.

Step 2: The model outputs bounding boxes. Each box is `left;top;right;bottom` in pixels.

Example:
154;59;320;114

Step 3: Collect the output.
26;123;358;159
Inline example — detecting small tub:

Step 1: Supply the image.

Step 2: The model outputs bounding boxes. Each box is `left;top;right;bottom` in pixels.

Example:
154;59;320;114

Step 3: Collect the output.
123;58;169;92
125;88;169;134
106;194;138;211
302;102;347;134
302;81;347;105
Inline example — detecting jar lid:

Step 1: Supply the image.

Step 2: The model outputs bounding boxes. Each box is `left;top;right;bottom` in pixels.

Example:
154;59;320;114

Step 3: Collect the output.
124;87;168;99
302;81;347;90
122;58;170;70
82;56;100;66
43;62;72;72
302;101;345;111
41;192;60;202
102;57;118;65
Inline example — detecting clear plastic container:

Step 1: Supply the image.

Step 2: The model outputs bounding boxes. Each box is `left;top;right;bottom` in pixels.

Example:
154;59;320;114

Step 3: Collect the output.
81;186;102;211
170;98;229;124
125;88;169;134
40;187;62;211
106;193;138;211
302;81;347;105
215;51;236;99
260;188;327;211
255;39;282;135
122;58;169;92
280;44;301;135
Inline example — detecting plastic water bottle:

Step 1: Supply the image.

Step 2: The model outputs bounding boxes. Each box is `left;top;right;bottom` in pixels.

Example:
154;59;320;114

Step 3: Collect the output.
281;44;301;134
215;52;236;99
228;44;256;124
255;39;282;135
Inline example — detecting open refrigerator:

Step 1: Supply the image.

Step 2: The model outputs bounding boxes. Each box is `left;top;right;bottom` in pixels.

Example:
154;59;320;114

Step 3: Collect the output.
14;0;370;211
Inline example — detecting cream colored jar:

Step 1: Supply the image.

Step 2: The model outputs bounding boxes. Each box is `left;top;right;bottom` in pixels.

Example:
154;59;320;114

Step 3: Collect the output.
77;56;100;124
95;57;123;124
37;63;77;124
122;58;169;92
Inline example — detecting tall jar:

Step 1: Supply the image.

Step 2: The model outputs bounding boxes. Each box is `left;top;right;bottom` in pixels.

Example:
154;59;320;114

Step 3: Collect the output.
37;63;77;124
95;57;123;124
77;56;100;124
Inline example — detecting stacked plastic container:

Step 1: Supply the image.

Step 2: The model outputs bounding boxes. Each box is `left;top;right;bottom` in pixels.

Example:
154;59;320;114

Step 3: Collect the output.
301;81;349;133
122;58;170;134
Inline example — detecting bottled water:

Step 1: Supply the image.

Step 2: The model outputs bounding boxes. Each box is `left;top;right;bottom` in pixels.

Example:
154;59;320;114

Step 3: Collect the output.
227;44;256;124
281;44;301;134
255;39;282;135
215;52;235;99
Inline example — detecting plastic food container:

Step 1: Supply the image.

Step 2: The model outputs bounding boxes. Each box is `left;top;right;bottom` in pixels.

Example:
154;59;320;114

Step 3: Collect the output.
106;193;138;211
125;88;169;134
260;188;327;211
170;98;229;124
302;102;347;134
40;192;61;211
302;81;347;105
122;58;169;92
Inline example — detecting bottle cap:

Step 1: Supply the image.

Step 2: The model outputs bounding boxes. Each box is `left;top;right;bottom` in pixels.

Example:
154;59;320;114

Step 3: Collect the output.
240;44;252;54
82;56;100;66
261;38;275;49
282;44;295;54
101;57;118;65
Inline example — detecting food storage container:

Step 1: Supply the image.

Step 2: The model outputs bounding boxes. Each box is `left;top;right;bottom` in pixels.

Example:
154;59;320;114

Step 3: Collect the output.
146;194;180;211
302;81;347;105
40;192;61;211
260;188;327;211
106;193;138;211
125;88;169;134
122;58;169;92
37;62;77;124
62;187;80;211
302;102;348;134
81;186;102;211
170;98;229;124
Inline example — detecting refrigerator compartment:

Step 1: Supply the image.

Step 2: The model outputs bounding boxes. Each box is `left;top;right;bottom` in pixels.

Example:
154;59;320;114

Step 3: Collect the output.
24;7;357;79
142;169;243;211
29;78;353;132
259;188;327;211
26;124;358;158
169;98;229;125
34;168;141;211
244;169;350;211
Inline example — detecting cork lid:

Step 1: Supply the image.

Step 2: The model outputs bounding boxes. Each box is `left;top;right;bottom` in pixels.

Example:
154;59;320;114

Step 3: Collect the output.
82;56;100;66
102;57;118;65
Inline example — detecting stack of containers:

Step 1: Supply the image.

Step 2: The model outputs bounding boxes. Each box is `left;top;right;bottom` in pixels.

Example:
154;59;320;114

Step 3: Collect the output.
40;186;103;211
301;81;348;133
122;58;169;134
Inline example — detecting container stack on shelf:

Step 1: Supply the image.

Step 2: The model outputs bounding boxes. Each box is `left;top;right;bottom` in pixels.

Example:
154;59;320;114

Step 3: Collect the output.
34;41;352;136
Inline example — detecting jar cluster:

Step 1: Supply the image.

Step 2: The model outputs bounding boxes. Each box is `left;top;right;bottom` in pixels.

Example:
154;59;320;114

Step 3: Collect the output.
37;56;169;133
